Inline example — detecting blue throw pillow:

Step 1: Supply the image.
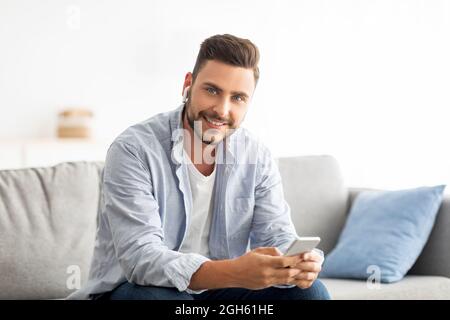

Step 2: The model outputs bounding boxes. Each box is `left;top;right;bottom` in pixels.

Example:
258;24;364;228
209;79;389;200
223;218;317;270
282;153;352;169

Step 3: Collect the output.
320;185;446;283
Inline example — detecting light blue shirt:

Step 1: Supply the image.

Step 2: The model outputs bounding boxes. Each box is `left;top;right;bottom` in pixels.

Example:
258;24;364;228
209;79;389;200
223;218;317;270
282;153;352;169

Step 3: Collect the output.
68;104;299;299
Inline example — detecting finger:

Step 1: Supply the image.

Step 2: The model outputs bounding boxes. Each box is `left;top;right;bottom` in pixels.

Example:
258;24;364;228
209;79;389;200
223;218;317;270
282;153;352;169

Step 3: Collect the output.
294;271;318;281
268;255;302;268
301;250;323;263
295;280;313;289
271;267;301;285
294;261;322;273
254;247;283;257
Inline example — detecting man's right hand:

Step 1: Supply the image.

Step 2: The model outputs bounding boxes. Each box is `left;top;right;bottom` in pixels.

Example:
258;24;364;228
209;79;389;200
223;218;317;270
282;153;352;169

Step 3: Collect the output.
229;247;302;289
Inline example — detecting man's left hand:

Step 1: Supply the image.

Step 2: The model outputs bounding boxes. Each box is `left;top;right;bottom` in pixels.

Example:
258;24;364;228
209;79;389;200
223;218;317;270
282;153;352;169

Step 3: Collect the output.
292;250;324;289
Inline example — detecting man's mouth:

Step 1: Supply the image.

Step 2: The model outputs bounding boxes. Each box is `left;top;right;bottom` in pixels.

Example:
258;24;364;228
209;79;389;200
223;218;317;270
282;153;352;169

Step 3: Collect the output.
203;115;227;128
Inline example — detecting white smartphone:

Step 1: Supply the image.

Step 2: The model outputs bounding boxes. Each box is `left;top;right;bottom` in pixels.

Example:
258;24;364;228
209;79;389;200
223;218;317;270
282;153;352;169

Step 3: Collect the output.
284;237;321;256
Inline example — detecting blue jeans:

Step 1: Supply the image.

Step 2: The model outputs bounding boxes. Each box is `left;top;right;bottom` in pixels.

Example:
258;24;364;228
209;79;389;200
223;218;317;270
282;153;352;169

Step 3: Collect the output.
100;280;331;300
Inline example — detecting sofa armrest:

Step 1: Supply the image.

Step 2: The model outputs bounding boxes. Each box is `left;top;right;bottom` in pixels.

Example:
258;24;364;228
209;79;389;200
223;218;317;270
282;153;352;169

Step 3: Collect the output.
347;187;450;278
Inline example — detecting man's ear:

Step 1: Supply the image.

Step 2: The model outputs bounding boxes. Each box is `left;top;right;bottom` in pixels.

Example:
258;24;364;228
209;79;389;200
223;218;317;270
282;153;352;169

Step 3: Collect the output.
182;72;193;95
182;86;191;103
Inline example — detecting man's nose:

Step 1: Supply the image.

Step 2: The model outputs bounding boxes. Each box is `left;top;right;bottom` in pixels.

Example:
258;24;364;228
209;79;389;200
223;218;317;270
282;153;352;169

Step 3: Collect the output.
213;98;231;119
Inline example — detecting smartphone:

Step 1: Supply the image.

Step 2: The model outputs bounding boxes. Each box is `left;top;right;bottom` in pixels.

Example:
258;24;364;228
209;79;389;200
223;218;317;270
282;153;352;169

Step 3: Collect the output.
284;237;321;256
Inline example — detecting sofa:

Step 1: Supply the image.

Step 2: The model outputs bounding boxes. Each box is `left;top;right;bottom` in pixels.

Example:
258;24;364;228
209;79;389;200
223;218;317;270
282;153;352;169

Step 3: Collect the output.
0;155;449;299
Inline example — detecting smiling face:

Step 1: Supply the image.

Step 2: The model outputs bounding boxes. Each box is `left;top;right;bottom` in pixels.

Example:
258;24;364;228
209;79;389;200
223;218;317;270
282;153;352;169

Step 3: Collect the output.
183;60;256;145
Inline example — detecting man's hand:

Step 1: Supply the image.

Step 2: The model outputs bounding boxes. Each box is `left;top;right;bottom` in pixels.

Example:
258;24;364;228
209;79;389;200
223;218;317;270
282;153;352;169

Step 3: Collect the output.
188;247;324;291
230;247;303;289
291;250;324;289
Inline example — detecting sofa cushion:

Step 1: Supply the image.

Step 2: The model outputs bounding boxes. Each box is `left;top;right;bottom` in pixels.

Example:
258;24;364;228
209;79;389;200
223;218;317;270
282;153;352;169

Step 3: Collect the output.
0;162;102;299
348;188;450;279
321;275;450;300
321;185;445;283
277;155;349;254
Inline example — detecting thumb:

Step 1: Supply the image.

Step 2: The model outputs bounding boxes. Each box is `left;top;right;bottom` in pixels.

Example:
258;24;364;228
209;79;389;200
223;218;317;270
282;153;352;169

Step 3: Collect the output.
253;247;283;256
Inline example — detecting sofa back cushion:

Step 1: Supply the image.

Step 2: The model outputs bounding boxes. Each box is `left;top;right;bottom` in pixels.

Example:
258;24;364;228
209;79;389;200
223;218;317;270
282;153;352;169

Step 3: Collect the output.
277;155;349;254
408;195;450;278
0;162;102;299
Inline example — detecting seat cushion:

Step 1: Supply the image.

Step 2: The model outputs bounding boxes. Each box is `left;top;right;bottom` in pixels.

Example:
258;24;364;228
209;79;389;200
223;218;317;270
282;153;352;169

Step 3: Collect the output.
0;162;103;299
321;275;450;300
277;155;349;254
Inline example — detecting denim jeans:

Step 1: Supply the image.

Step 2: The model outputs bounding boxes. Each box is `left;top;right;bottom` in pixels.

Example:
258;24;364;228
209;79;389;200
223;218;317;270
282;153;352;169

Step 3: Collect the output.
98;280;331;300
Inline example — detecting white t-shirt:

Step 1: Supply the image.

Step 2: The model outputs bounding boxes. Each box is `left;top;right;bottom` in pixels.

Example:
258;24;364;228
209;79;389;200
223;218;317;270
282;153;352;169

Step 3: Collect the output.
178;152;216;258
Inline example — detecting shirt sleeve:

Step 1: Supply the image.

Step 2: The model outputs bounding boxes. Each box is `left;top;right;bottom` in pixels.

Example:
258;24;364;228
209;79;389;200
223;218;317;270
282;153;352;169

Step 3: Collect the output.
249;145;303;290
103;141;210;292
250;145;299;253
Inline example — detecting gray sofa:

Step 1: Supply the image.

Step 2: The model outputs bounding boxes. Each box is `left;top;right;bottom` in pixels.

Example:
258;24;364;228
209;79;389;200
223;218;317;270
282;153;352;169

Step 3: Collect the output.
0;155;449;299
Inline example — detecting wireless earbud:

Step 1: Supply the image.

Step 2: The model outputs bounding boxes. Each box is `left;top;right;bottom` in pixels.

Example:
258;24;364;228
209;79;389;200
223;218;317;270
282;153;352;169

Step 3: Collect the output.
182;86;191;103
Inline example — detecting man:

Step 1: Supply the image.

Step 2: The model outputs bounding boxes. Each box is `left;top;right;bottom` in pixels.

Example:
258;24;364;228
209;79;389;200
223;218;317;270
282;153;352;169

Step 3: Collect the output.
68;34;330;300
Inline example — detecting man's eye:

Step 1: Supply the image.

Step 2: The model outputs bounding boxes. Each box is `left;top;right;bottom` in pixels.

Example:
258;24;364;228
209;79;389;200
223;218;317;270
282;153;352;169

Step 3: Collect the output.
206;87;218;95
233;95;245;102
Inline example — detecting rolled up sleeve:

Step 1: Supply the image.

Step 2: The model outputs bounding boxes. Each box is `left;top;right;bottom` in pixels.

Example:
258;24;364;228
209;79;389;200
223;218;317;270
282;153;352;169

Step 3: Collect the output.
103;141;209;292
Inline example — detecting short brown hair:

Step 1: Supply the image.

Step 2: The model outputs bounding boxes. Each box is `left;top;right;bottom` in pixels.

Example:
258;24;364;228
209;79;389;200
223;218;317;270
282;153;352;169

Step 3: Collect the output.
192;34;260;85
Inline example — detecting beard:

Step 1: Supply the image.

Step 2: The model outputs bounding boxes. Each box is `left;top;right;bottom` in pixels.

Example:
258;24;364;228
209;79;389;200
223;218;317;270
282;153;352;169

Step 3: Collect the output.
185;101;234;145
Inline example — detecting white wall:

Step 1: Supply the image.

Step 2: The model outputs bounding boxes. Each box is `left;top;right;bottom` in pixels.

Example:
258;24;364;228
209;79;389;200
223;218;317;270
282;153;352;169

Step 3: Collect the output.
1;0;449;192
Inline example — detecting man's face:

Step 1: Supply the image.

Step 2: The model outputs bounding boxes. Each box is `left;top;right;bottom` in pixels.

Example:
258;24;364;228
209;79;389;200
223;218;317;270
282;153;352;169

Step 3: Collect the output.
184;60;255;145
